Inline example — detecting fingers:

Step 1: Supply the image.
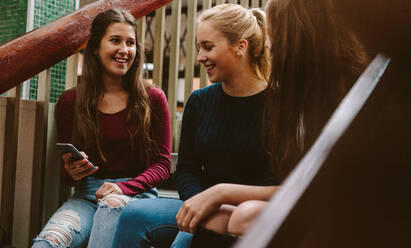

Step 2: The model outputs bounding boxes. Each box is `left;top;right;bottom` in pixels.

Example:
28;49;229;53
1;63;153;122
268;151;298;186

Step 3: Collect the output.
79;151;88;159
176;202;202;233
95;183;123;200
72;164;98;181
62;152;98;181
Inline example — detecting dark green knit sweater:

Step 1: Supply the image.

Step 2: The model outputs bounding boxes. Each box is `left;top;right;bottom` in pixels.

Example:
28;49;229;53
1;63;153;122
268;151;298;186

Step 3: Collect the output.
175;83;278;201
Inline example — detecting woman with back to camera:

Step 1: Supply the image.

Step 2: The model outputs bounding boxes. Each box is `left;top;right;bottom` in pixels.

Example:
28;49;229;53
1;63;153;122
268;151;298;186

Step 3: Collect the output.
184;0;369;246
110;4;276;248
32;8;171;248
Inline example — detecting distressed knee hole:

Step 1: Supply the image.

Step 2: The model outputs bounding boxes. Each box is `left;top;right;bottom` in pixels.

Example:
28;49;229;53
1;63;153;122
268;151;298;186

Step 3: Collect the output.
100;195;128;208
37;210;81;248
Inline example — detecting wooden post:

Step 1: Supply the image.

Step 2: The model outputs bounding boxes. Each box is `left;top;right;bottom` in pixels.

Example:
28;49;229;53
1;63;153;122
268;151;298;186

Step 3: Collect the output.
216;0;226;5
168;0;182;151
241;0;249;8
199;0;212;88
0;97;7;210
184;0;197;103
251;0;259;8
153;6;166;88
41;104;60;226
65;54;79;90
0;86;21;244
29;68;51;240
12;100;37;248
138;17;146;77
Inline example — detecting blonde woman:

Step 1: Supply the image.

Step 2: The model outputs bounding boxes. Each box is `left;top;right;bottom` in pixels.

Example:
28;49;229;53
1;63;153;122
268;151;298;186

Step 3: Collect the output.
111;4;275;248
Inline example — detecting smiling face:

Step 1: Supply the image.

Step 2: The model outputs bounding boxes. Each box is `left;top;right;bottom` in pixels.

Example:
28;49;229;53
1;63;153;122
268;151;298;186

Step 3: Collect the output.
97;22;136;82
196;21;239;83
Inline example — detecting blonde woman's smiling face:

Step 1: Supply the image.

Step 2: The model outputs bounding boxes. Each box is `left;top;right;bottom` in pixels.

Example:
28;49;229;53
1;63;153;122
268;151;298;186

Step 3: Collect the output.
196;21;239;83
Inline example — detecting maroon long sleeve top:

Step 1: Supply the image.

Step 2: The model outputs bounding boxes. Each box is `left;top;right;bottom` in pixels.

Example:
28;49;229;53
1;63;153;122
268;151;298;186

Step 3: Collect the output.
55;87;171;196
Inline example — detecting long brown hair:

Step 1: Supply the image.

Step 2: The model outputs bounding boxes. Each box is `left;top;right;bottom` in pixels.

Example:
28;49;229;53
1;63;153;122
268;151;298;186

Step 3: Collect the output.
73;8;154;164
198;4;270;81
265;0;368;179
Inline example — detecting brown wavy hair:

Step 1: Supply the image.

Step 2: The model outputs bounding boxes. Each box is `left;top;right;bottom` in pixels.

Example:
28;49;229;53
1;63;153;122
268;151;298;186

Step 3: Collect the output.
73;8;154;164
264;0;368;180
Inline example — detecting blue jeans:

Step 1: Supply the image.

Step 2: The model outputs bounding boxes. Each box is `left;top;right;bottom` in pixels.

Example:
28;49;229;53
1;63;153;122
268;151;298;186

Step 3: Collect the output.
171;231;193;248
111;198;193;248
32;177;157;248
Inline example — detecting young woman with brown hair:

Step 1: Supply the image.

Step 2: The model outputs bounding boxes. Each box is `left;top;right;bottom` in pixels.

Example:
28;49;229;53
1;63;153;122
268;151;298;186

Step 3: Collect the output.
32;8;171;248
207;0;369;241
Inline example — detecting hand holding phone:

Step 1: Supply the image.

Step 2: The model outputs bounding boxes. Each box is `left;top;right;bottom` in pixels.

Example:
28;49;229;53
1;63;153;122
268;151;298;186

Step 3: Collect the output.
56;143;98;180
56;143;85;161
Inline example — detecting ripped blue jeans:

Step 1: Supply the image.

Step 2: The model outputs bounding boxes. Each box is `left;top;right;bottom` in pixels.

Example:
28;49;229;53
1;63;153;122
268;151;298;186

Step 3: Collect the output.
32;177;158;248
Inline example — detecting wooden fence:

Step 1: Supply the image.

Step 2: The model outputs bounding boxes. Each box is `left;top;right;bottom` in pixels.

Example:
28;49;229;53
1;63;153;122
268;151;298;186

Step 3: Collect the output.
0;1;267;247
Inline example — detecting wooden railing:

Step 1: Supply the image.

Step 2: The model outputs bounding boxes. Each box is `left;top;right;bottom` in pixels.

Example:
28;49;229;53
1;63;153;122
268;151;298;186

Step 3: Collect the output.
0;1;267;247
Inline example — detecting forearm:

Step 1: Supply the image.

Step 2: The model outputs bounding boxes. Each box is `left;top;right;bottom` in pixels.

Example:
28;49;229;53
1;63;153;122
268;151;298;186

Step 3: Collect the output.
213;183;279;206
116;157;171;195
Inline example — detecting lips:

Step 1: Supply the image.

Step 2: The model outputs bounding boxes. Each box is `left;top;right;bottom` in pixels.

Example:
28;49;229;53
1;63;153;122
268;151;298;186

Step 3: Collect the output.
113;57;128;63
204;63;215;73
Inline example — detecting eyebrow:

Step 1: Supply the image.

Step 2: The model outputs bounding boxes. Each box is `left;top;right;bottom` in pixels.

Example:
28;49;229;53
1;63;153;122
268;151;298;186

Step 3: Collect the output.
109;34;135;40
197;40;212;46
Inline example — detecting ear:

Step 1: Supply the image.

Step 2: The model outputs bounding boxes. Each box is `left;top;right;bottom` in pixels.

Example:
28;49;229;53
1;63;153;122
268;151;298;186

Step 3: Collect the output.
236;39;249;56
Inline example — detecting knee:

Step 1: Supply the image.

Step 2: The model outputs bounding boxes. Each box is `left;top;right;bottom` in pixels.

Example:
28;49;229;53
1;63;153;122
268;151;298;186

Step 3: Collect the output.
34;209;81;248
227;200;267;235
99;194;129;208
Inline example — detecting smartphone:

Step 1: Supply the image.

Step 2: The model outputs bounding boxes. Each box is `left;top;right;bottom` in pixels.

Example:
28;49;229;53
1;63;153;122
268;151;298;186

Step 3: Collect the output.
56;143;85;161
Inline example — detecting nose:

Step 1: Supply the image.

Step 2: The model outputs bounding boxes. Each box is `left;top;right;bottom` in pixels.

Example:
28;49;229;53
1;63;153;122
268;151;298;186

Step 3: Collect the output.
196;50;206;63
118;42;128;54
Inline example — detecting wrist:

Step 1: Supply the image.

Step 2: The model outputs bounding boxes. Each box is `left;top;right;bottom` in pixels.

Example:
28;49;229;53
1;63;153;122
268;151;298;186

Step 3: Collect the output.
213;183;230;205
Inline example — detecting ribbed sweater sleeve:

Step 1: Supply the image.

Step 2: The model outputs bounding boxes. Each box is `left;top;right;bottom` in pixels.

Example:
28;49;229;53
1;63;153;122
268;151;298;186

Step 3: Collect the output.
174;91;204;200
116;88;171;195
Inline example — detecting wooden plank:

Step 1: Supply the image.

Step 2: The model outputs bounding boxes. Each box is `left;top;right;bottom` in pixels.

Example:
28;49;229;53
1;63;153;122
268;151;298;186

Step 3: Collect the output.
202;0;212;10
37;69;51;103
184;0;197;103
41;104;60;226
241;0;249;8
65;54;79;90
28;68;51;241
0;97;7;209
0;92;20;244
168;0;182;151
216;0;226;5
12;100;37;248
199;0;212;88
153;6;166;88
251;0;259;8
229;0;238;4
7;86;19;98
137;17;147;77
0;0;173;94
235;54;391;248
262;0;267;8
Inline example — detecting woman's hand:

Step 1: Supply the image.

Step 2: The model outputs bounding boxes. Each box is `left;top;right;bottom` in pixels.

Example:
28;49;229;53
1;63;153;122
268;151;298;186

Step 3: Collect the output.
62;152;98;181
95;182;124;201
176;185;223;233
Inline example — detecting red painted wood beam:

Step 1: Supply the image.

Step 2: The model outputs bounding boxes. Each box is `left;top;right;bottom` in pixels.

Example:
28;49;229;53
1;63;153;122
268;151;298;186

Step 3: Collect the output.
0;0;172;94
